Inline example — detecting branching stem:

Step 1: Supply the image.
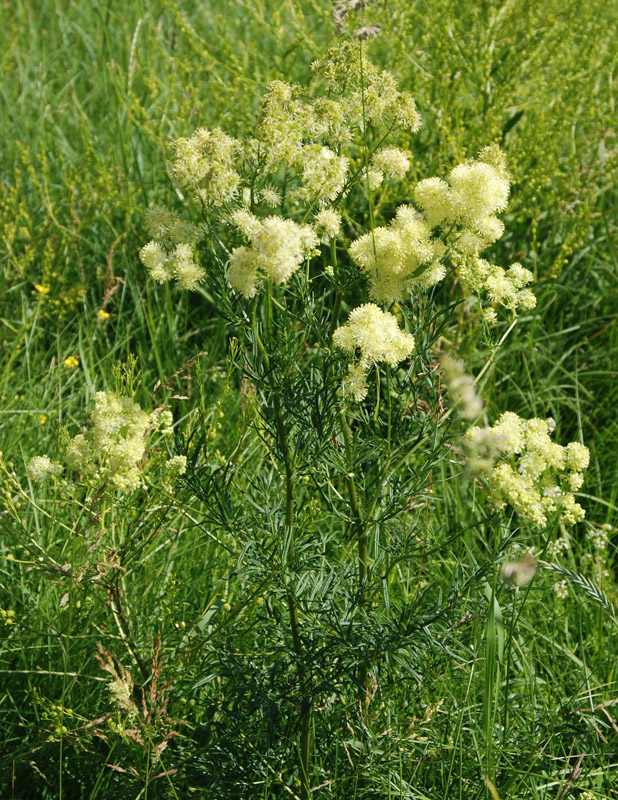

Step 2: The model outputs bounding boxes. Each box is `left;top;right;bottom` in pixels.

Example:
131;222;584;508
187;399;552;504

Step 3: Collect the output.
253;285;312;799
339;408;369;706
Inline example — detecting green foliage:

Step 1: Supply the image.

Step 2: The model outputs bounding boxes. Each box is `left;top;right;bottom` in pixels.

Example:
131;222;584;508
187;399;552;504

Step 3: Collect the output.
1;1;617;799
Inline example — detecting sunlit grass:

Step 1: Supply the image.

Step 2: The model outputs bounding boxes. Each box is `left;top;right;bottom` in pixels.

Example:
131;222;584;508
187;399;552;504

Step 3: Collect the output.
1;1;617;798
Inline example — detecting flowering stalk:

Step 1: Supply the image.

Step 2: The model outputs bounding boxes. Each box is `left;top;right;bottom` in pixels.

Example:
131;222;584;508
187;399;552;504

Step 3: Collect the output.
327;237;343;344
125;38;590;792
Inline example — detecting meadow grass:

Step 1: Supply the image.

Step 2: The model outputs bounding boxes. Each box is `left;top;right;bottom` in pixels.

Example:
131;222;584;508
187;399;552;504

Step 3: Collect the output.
1;1;617;798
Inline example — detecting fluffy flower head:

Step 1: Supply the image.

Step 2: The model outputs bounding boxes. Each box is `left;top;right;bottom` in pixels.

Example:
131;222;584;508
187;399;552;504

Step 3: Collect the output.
349;205;445;304
167;127;240;207
372;147;411;181
334;304;415;401
414;147;511;261
334;303;415;368
140;241;204;291
441;355;482;420
466;413;589;528
457;258;535;317
228;213;318;297
299;145;348;203
449;161;510;224
315;208;342;240
66;392;152;493
145;206;203;247
27;455;62;483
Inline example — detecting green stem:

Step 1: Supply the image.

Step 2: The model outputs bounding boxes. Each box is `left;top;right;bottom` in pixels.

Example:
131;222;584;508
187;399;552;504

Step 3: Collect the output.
107;500;149;682
474;317;517;386
501;528;551;750
339;408;368;705
253;287;312;799
358;41;377;258
327;237;343;345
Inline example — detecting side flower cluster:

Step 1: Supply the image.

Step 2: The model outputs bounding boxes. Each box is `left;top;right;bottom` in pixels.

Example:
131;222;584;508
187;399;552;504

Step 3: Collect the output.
458;259;536;318
343;145;536;315
66;391;153;493
167;127;240;207
139;206;205;291
333;304;415;401
410;145;536;315
465;412;589;528
311;42;421;132
27;397;186;496
26;455;63;483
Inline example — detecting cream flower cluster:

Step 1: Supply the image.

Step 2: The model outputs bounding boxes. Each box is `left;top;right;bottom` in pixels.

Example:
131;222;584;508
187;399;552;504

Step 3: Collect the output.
349;206;446;304
359;147;411;193
414;145;510;250
371;147;411;182
167;127;240;207
66;392;153;493
311;43;421;132
26;455;62;483
254;81;351;202
412;146;538;314
297;145;349;204
314;208;342;241
252;45;419;201
333;304;415;400
161;454;188;492
166;455;187;478
465;413;589;528
145;206;203;247
139;241;204;291
342;145;536;315
255;81;315;169
458;259;536;315
140;205;205;291
228;211;318;297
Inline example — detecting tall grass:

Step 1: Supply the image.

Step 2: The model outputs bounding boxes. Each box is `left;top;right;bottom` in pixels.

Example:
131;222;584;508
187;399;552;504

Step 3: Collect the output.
1;1;617;798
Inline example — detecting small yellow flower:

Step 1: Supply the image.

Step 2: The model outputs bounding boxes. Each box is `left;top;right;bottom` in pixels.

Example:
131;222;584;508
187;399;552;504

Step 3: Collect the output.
34;284;50;295
97;309;110;321
0;607;16;625
39;415;47;424
64;356;79;369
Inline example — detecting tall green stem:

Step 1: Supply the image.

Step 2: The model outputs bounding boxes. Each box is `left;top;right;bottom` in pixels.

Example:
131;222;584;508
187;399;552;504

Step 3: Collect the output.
252;287;312;799
358;41;377;258
327;237;343;345
339;408;369;706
